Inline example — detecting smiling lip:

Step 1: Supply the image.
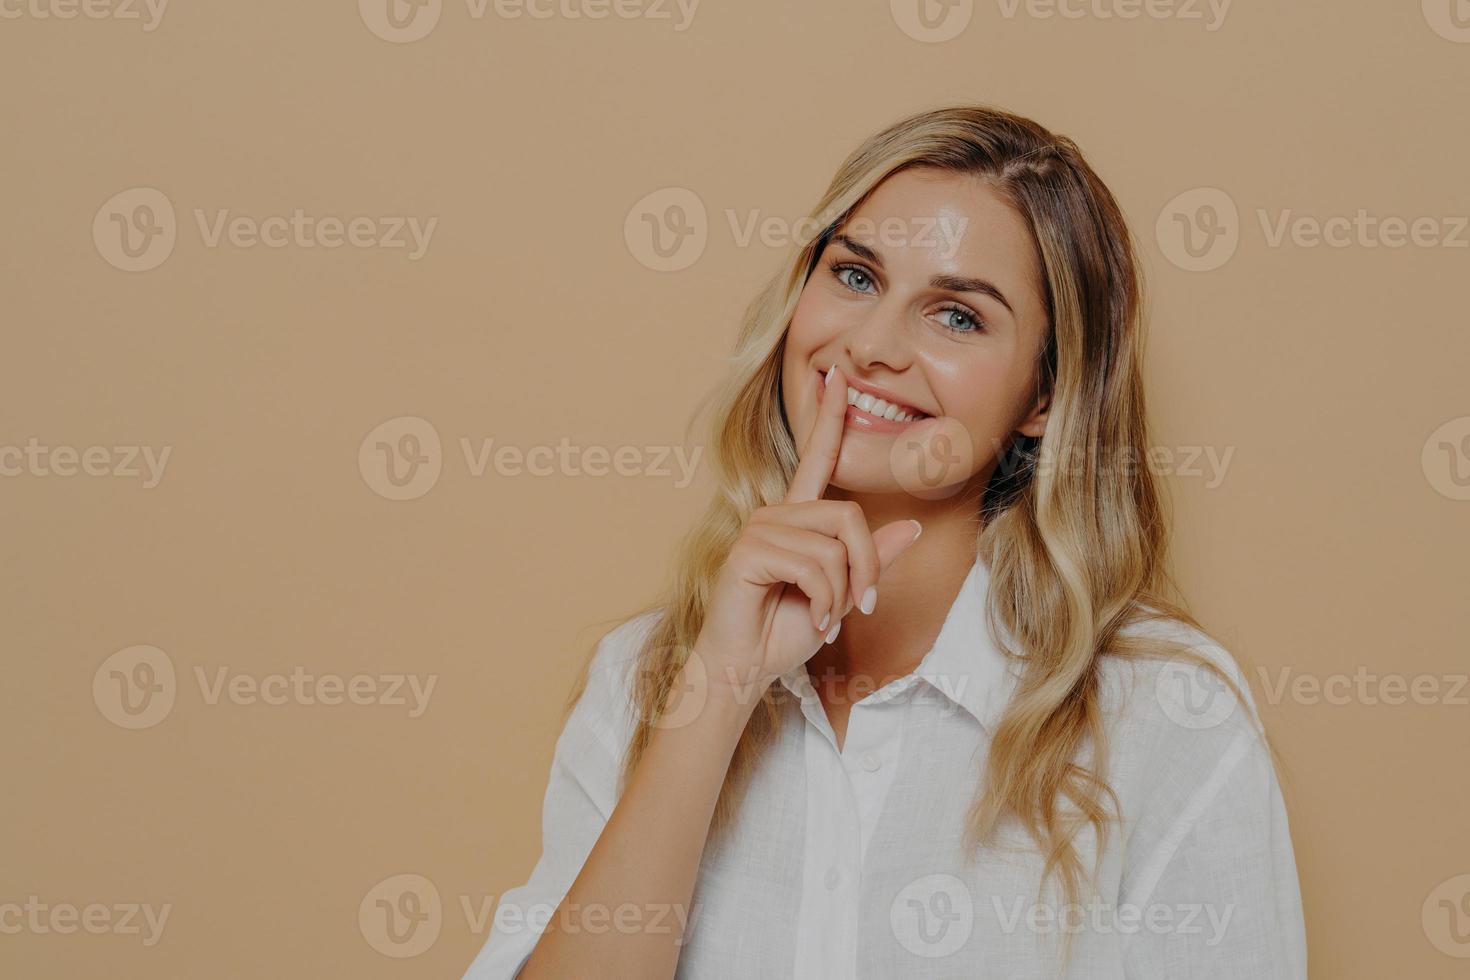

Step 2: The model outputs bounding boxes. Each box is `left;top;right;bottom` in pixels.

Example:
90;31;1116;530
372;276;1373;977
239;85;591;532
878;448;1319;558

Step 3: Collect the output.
817;369;931;434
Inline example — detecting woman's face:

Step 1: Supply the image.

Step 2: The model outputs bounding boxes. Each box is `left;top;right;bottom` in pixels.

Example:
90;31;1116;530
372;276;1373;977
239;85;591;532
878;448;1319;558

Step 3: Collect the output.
780;166;1053;499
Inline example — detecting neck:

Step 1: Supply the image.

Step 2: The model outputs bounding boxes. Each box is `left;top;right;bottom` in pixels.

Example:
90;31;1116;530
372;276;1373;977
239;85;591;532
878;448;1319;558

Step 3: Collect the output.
808;482;986;696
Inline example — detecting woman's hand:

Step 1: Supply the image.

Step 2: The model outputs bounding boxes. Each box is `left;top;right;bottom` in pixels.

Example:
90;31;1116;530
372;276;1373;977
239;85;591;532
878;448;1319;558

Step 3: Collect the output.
693;365;924;698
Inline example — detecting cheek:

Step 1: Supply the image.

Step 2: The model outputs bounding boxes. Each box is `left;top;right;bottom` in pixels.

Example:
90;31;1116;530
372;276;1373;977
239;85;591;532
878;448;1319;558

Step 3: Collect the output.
923;354;1031;449
782;287;843;396
787;284;847;351
780;289;824;425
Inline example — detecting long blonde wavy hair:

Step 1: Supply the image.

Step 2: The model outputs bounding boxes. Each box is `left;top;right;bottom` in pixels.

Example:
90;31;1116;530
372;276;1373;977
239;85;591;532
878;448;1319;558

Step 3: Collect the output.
572;103;1256;925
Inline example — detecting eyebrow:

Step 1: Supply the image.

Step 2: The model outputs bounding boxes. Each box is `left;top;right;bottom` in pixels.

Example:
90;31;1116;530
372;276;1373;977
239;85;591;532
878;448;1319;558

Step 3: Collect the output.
829;233;1015;316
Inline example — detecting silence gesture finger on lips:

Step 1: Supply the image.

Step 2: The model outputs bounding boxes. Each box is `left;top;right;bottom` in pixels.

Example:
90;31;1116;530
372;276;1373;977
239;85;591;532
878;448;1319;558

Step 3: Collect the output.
785;365;924;636
694;364;922;695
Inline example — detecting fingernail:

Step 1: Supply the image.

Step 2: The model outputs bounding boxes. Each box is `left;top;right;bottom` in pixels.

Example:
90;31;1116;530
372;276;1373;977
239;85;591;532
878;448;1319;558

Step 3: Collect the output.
860;586;877;615
825;621;841;644
818;611;830;632
824;364;836;386
908;519;923;542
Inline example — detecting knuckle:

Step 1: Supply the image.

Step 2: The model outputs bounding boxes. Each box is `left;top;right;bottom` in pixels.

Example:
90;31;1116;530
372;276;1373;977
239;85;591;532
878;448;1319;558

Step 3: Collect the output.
801;558;826;586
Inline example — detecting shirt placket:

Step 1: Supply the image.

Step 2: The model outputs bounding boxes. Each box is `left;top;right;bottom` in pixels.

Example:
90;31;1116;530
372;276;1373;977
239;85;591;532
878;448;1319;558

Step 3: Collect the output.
786;675;911;980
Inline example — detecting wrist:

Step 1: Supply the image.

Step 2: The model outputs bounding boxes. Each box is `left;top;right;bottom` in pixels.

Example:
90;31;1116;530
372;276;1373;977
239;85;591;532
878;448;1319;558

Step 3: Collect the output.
674;652;769;724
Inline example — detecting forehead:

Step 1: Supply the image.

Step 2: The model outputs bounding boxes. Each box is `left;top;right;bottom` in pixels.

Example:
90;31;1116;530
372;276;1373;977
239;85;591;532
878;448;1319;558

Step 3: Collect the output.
837;167;1045;313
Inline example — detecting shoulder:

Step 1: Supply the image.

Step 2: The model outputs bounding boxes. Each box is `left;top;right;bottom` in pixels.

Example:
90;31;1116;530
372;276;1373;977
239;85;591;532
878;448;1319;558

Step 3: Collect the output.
1095;610;1265;748
568;608;665;752
1094;613;1288;865
588;608;664;674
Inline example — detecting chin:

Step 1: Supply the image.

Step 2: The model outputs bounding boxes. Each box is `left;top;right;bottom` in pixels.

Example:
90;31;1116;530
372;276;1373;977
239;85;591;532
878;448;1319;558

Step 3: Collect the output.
827;472;905;496
829;450;925;496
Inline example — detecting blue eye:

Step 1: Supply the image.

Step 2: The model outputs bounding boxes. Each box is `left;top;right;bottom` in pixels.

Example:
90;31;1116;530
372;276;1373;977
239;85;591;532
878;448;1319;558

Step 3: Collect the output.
833;263;877;294
831;260;986;335
936;305;985;333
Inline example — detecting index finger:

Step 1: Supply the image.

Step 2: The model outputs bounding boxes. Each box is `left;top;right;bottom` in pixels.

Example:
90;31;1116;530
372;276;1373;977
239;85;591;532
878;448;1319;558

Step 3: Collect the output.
785;364;848;503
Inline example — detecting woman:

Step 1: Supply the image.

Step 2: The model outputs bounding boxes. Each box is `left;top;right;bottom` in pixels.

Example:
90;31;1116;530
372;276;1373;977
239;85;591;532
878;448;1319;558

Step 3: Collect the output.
464;105;1307;979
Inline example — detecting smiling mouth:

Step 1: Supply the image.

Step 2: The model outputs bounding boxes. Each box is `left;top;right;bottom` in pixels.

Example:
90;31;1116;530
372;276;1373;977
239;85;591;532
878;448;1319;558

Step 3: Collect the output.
817;370;930;428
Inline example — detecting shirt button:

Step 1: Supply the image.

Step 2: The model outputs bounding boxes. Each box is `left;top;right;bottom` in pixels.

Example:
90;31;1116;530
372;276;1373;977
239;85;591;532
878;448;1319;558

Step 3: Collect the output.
824;866;841;890
861;751;881;772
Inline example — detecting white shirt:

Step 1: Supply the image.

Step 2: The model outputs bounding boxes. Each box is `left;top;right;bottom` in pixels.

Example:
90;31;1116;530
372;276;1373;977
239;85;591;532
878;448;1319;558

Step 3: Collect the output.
464;557;1307;979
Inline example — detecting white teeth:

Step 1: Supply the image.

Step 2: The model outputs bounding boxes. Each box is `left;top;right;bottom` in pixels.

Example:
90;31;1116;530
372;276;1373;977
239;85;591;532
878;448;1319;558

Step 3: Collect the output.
843;384;921;423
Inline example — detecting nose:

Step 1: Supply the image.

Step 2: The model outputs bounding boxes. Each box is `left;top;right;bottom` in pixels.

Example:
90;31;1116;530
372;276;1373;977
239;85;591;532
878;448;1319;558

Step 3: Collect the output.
843;295;914;374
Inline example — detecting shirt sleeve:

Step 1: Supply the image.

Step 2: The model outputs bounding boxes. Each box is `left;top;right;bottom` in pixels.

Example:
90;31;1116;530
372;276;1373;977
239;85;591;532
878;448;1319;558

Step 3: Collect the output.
1119;682;1308;978
461;612;655;980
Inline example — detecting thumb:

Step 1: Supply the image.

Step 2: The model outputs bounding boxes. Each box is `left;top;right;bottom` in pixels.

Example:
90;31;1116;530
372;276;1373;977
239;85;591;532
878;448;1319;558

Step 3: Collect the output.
872;519;923;574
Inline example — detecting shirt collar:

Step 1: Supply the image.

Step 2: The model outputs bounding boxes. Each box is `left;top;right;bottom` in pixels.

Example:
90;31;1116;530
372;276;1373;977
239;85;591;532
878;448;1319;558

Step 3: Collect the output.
775;554;1022;732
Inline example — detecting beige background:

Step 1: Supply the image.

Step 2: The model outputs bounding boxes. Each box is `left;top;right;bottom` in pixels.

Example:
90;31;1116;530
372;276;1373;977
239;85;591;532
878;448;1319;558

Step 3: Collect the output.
3;0;1468;976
